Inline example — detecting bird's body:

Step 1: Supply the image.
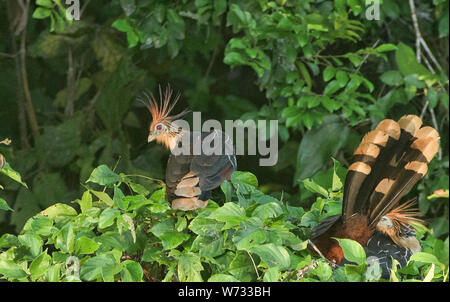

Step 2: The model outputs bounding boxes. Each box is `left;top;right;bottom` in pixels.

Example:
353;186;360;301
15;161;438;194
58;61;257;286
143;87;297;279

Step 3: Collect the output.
144;86;237;210
310;115;439;277
165;130;237;210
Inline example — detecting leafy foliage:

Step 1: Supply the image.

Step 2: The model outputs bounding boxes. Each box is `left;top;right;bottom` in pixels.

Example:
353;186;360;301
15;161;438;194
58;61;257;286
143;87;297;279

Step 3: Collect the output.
0;0;448;282
0;164;448;282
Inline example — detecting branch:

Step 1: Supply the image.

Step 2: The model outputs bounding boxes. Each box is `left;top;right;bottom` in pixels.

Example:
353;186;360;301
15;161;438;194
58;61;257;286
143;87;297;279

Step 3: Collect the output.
64;47;76;118
409;0;443;161
6;0;30;148
408;0;443;70
247;251;261;279
308;240;337;268
409;0;421;62
19;0;40;141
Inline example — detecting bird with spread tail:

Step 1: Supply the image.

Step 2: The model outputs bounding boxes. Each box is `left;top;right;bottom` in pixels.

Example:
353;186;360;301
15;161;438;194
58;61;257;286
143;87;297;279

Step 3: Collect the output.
143;86;237;211
309;114;440;278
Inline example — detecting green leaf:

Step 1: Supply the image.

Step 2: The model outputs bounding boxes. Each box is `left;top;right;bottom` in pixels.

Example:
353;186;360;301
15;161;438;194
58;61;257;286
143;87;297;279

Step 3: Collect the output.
409;252;440;265
87;165;121;186
249;244;291;270
98;208;120;229
80;253;118;281
263;266;280;282
78;190;93;213
55;223;75;253
191;235;225;258
25;214;53;236
40;203;77;223
75;236;100;254
438;7;449;38
210;203;248;228
208;274;239;282
0;234;19;248
295;115;350;181
32;7;51;19
229;251;257;281
395;42;431;77
189;216;225;236
37;0;53;8
302;178;329;198
331;158;344;192
234;226;267;251
324;80;342;95
30;251;51;280
111;19;133;33
45;263;62;282
333;238;366;265
18;233;43;258
251;202;283;220
323;66;336;82
312;262;332;281
0;260;27;279
427;87;439;109
90;190;115;206
0;198;13;211
159;231;190;250
380;70;404;86
336;70;349;87
167;9;185;39
178;252;203;282
175;216;187;232
121;260;143;282
297;61;312;88
375;44;397;52
231;171;258;187
0;162;28;188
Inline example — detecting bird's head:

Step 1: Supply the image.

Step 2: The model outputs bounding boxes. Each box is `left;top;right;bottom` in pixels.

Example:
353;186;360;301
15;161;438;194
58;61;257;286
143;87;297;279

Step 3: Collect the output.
142;86;189;149
376;216;393;231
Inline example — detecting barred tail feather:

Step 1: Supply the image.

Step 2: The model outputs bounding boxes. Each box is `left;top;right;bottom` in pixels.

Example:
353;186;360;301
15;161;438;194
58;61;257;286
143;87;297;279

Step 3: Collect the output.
342;115;439;226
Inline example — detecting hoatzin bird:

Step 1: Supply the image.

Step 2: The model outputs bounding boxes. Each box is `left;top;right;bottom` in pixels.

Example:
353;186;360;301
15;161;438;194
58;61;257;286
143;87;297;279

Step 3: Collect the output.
144;86;237;211
309;115;440;278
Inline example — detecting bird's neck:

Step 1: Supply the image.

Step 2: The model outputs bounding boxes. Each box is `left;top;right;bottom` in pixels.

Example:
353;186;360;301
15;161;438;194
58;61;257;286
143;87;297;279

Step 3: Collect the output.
160;129;190;151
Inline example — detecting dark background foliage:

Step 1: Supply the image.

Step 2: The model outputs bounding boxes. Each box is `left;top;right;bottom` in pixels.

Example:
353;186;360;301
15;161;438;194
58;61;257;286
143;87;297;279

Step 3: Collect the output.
0;0;448;257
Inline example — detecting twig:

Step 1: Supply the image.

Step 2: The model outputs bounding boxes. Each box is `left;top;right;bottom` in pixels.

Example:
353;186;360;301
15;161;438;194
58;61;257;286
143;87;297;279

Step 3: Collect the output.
420;99;429;119
355;39;380;73
102;157;122;193
408;0;443;161
122;174;165;186
80;0;91;17
247;251;261;279
409;0;421;62
308;240;337;268
408;0;443;70
204;46;219;79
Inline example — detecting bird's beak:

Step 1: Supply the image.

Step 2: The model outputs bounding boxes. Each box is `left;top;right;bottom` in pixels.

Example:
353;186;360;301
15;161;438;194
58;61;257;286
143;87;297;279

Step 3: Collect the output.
147;133;157;143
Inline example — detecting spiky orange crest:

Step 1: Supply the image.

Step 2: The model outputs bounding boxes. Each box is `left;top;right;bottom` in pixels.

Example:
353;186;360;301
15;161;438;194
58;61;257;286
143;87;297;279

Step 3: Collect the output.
140;85;186;131
384;198;425;232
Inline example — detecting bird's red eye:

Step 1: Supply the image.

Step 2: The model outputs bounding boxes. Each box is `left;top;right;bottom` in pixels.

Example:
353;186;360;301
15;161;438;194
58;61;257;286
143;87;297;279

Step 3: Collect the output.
156;124;163;131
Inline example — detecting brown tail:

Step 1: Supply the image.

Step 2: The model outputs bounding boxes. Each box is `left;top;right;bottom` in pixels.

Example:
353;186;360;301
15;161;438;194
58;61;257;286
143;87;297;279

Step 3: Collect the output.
341;115;439;227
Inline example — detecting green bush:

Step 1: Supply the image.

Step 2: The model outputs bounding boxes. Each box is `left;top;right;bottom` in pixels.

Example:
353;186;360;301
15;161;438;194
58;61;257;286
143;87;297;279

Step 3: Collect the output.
0;161;447;282
0;0;448;282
